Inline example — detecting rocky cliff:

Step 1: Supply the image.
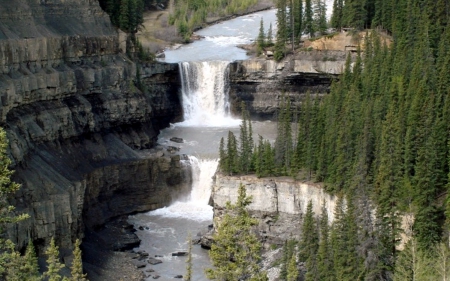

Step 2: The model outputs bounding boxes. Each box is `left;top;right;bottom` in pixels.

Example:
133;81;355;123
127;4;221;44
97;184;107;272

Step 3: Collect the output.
212;174;338;246
0;0;187;257
229;51;349;119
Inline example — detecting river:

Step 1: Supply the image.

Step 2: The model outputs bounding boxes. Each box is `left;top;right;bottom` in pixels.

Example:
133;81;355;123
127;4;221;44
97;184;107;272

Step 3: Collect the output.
128;9;279;281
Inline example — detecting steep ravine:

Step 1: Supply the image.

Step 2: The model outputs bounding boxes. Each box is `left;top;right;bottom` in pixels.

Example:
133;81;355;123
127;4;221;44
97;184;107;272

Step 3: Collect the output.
0;0;188;261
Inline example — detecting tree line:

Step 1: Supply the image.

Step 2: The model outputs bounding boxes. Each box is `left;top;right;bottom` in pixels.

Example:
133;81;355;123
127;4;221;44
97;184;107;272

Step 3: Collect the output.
270;0;327;61
0;128;87;280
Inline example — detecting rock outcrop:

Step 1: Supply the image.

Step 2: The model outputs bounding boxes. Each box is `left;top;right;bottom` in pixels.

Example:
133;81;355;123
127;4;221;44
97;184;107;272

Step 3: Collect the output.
212;174;339;245
0;0;186;257
228;51;349;120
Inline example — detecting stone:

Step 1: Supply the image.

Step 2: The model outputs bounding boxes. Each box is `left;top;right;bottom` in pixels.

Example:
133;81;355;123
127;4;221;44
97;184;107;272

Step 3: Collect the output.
167;146;180;154
171;251;188;256
148;258;163;265
131;260;146;269
170;137;184;143
174;275;183;278
153;275;160;279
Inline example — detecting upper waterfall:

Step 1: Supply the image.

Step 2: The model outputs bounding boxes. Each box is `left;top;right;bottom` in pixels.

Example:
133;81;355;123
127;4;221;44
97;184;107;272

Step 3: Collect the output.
178;61;240;127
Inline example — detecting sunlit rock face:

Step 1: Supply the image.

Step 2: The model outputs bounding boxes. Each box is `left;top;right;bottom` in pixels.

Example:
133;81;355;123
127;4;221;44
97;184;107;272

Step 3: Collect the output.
228;52;348;120
212;174;338;245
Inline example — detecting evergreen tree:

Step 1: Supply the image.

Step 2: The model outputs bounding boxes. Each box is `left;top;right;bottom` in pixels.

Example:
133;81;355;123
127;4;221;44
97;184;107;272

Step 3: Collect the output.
119;0;130;31
304;0;314;37
317;203;334;281
299;201;318;262
206;184;267;280
44;238;65;281
0;127;30;280
266;23;273;46
293;0;303;44
313;0;327;35
257;18;266;56
274;0;288;61
70;239;87;281
287;252;299;281
331;0;344;30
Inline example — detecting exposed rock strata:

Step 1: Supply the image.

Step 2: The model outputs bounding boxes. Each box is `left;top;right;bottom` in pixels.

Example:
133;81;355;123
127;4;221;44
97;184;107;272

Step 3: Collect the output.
228;52;348;120
0;0;186;261
212;174;338;245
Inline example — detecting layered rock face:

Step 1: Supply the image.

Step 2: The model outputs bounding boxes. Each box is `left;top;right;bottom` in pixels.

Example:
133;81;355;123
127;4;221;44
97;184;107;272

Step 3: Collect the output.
0;0;186;254
229;51;348;120
212;174;338;245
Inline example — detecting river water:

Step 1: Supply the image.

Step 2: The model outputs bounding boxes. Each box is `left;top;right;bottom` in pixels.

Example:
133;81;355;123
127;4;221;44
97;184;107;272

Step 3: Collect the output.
128;9;279;281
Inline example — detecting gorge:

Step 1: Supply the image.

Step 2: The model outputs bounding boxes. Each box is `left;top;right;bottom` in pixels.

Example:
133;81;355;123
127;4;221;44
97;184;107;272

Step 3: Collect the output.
0;0;345;279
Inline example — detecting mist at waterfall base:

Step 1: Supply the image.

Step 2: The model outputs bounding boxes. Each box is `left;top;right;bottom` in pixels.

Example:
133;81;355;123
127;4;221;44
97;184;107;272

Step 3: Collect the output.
128;61;277;280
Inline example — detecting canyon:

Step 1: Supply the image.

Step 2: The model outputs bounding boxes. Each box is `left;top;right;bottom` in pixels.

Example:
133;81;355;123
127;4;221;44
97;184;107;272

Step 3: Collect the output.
0;0;346;278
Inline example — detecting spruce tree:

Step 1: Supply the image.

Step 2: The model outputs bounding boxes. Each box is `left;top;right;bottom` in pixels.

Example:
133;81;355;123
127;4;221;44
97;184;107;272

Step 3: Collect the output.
70;239;87;281
44;238;65;281
266;23;273;46
299;201;318;262
274;0;287;61
304;0;314;37
206;184;267;280
257;18;266;56
317;203;334;281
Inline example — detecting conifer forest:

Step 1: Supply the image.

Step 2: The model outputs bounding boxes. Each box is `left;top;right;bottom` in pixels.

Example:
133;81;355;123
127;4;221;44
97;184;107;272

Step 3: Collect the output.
218;0;450;280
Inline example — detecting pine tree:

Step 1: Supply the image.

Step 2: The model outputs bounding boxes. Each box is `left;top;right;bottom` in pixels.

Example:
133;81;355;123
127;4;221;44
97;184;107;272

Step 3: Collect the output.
70;239;87;281
299;201;318;261
21;240;41;281
304;0;314;37
274;0;288;61
257;18;266;56
317;203;334;281
287;252;299;281
44;238;65;281
266;23;273;46
206;184;267;280
0;127;30;280
293;0;303;44
119;0;130;31
330;0;344;30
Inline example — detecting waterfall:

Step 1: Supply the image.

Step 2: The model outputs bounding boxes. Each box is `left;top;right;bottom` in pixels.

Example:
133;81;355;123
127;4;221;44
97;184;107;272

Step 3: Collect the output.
178;61;239;127
145;157;217;221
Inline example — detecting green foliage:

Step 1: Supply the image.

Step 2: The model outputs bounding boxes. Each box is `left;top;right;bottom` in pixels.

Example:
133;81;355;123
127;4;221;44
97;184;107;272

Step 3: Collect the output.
103;0;144;33
257;18;266;56
44;238;66;281
70;239;87;281
206;184;267;280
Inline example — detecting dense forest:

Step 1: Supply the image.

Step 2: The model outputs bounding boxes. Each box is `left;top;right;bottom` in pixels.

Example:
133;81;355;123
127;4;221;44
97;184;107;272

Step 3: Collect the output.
218;0;450;279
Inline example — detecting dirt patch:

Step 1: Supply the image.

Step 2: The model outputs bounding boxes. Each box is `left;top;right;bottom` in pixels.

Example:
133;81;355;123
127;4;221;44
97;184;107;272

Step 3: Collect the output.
304;30;393;51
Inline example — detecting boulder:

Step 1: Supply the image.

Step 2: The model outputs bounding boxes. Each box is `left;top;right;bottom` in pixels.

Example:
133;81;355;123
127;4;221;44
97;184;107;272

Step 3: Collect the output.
170;137;184;143
148;258;163;265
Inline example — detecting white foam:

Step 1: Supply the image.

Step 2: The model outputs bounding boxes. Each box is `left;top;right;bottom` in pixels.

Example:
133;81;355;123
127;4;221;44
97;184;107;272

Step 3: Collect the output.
145;158;218;221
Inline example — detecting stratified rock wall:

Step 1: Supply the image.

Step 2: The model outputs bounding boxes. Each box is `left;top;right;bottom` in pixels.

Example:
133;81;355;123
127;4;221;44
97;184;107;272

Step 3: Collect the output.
212;174;338;245
0;0;185;254
229;52;347;120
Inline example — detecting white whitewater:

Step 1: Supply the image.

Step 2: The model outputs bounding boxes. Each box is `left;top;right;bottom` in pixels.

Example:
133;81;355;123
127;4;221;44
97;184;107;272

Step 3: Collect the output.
145;157;218;221
178;61;240;127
